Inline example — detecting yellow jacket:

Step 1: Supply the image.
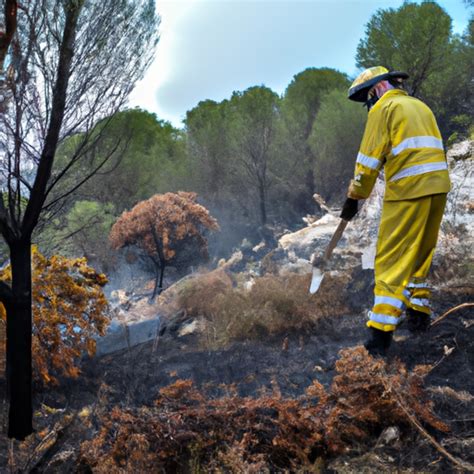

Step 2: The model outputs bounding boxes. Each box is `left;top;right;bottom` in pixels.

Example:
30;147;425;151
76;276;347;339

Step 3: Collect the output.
348;89;451;201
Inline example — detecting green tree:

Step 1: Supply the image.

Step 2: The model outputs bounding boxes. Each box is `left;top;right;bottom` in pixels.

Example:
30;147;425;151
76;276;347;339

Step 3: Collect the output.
96;110;186;209
184;100;231;209
228;86;281;226
185;98;265;254
421;27;474;140
356;2;452;97
355;1;473;138
54;109;187;214
38;200;117;265
279;68;349;214
308;90;366;202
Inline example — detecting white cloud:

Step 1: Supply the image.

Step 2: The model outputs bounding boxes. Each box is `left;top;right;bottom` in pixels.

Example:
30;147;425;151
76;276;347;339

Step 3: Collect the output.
127;1;199;123
128;0;470;128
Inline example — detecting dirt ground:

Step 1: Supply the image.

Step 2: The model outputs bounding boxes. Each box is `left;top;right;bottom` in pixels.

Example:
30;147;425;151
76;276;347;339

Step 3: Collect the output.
0;287;472;472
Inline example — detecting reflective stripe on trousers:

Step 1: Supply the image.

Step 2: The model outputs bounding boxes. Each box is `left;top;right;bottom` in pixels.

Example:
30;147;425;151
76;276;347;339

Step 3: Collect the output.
367;293;406;331
367;194;447;332
406;280;432;314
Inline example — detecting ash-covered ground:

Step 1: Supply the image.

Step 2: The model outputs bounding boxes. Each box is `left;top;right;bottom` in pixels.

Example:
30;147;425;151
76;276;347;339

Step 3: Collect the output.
0;285;471;473
0;141;472;472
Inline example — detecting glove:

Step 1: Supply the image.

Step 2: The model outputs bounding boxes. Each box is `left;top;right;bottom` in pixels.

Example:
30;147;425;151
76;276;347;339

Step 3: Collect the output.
340;198;358;221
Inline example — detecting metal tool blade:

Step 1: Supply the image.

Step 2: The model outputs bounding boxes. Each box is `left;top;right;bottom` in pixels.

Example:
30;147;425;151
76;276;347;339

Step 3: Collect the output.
308;219;349;295
309;266;324;294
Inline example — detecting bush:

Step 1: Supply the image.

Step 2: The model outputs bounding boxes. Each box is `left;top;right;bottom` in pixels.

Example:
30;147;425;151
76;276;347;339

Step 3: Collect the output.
433;221;474;286
0;247;109;385
79;347;449;472
176;272;350;349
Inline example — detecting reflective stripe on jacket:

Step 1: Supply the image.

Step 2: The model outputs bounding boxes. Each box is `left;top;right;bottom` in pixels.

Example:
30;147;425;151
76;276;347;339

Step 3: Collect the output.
348;89;451;201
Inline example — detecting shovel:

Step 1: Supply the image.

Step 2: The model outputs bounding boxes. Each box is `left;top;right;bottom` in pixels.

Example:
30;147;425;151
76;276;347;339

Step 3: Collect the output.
309;218;348;294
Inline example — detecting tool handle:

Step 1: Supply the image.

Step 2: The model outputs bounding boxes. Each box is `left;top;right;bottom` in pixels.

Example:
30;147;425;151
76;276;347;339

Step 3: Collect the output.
323;219;348;260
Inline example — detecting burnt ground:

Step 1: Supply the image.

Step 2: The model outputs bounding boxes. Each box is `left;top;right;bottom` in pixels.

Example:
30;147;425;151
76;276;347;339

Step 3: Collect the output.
0;287;472;472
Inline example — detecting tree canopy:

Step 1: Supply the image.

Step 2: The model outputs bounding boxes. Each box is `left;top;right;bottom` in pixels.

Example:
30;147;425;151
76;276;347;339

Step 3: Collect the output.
66;109;187;213
185;100;231;207
356;1;473;137
227;86;281;226
282;68;349;141
109;192;219;297
309;90;366;202
278;68;350;213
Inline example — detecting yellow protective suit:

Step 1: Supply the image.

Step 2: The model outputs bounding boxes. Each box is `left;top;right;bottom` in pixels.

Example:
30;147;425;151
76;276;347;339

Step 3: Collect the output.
347;89;451;332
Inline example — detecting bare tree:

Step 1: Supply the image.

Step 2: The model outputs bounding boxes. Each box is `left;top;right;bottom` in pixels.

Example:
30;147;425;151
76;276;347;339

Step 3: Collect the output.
0;0;159;440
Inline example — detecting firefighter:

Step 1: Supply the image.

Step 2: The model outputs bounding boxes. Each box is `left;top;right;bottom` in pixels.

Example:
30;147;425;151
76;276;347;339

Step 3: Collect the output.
341;66;451;356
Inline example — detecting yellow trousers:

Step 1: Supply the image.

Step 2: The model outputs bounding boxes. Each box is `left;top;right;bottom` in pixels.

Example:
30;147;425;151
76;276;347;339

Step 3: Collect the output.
367;193;447;332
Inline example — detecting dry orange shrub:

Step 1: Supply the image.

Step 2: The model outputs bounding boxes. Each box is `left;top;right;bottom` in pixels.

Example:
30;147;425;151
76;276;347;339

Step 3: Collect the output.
0;247;109;385
306;347;449;454
109;191;219;269
176;272;349;348
79;347;449;472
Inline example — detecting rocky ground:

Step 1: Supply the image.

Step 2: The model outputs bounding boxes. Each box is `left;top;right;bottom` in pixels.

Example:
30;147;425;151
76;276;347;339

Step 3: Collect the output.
0;141;472;472
0;285;472;472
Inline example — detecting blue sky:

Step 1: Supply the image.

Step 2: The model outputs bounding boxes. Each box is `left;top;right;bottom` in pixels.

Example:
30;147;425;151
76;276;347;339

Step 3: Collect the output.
128;0;471;128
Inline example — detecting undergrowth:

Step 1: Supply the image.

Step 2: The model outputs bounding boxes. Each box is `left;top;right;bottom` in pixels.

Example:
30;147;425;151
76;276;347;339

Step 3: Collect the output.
79;347;450;472
434;225;474;285
176;271;350;349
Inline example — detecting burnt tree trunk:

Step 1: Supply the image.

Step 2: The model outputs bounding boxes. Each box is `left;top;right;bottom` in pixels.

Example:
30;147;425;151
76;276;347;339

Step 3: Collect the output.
0;1;82;440
258;181;267;226
151;261;166;300
0;1;18;68
6;240;32;440
150;225;167;300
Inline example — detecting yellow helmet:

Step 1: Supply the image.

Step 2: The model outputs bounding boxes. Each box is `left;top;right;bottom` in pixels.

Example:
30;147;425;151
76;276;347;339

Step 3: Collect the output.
348;66;409;102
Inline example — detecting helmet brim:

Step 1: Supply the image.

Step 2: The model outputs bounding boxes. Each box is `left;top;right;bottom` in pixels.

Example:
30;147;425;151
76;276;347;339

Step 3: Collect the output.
348;71;409;102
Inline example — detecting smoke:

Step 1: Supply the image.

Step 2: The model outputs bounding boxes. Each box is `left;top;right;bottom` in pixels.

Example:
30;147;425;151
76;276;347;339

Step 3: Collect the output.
102;252;156;299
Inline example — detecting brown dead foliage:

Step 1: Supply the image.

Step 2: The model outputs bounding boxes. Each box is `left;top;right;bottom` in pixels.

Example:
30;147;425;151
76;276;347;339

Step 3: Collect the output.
175;272;349;349
176;269;234;318
428;385;474;403
109;192;219;263
79;347;451;472
308;347;450;455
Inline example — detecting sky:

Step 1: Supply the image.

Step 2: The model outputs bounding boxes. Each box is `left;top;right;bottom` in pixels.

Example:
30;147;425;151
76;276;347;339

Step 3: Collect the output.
128;0;471;128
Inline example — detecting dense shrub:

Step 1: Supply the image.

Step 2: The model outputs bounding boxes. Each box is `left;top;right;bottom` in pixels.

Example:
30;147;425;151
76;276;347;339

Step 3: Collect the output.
176;272;350;349
0;247;109;385
79;347;449;472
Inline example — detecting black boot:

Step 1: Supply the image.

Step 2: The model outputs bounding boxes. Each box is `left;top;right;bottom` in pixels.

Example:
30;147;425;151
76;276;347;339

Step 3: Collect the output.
364;328;393;357
406;308;430;333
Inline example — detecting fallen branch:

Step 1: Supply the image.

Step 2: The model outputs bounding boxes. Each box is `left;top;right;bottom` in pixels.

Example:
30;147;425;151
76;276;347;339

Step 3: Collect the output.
22;413;76;472
382;376;474;472
430;303;474;327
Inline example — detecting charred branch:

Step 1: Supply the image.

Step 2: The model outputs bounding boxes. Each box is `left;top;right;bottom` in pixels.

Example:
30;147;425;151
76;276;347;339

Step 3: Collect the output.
41;133;127;212
0;0;17;69
22;1;84;237
0;280;13;307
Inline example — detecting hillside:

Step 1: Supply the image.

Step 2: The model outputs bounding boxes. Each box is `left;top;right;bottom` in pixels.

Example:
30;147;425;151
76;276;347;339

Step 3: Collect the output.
0;141;472;472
